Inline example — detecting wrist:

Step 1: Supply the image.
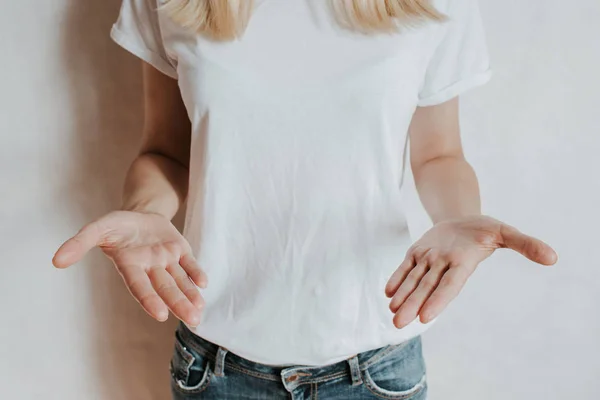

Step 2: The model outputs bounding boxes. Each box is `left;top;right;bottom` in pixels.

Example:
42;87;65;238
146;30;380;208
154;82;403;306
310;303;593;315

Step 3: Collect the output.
431;211;482;225
120;200;175;220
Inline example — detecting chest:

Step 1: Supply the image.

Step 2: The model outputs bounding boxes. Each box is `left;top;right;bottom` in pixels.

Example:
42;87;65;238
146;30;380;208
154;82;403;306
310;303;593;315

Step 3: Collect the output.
160;0;439;112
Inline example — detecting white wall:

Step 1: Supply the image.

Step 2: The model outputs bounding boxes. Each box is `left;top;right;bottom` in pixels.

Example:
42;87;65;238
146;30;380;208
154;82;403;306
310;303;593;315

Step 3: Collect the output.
1;1;598;399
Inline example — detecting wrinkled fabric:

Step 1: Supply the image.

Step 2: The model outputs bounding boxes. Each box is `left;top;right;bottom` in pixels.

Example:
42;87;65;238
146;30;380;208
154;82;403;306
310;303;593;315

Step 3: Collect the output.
111;0;491;365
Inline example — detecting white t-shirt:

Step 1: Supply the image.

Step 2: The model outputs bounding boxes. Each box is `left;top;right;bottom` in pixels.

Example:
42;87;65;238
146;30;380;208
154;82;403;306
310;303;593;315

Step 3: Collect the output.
111;0;491;366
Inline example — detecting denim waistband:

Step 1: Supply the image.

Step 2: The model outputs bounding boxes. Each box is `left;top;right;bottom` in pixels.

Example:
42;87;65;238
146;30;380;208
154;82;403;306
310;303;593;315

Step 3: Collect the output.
176;322;415;389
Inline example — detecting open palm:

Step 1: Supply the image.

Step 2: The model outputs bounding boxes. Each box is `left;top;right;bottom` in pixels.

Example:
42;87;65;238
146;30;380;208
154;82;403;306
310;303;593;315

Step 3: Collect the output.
52;210;207;326
385;215;557;329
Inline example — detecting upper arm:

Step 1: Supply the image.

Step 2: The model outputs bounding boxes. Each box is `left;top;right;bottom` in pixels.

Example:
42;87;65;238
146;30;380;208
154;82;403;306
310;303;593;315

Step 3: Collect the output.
139;62;191;168
109;0;189;166
408;97;464;172
410;0;492;170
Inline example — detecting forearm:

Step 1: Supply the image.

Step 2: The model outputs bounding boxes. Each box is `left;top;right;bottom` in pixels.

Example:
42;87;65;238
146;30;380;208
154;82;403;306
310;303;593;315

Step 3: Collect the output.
413;155;481;224
120;152;189;220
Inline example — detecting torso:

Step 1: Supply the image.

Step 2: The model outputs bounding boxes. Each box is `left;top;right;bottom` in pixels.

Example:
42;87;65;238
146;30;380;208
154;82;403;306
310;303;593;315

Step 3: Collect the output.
159;0;447;365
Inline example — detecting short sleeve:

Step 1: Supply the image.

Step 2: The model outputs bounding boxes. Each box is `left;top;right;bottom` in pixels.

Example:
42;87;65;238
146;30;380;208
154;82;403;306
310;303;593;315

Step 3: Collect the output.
417;0;492;107
110;0;178;79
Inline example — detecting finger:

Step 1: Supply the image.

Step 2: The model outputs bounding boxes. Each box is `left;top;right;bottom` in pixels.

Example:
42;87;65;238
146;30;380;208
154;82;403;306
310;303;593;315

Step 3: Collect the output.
419;265;472;323
148;267;202;327
120;265;169;322
166;263;205;309
394;262;448;329
52;221;104;268
389;254;430;313
385;253;417;298
500;224;558;265
179;253;208;288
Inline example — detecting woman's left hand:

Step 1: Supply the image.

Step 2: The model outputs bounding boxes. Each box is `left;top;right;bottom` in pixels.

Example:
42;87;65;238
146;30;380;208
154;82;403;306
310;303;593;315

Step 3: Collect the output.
385;215;558;329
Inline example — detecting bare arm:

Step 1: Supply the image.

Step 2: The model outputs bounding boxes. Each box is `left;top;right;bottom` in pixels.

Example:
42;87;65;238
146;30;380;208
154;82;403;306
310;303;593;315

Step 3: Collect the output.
53;64;207;326
385;97;556;329
409;98;480;223
121;63;191;219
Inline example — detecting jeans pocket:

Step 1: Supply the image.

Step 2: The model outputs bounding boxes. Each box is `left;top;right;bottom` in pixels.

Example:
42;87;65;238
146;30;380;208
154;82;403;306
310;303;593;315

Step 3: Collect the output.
170;330;212;394
362;336;427;400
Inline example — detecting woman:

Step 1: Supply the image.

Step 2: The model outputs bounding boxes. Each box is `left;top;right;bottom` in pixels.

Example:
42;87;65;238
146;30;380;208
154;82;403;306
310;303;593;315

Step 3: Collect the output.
53;0;557;398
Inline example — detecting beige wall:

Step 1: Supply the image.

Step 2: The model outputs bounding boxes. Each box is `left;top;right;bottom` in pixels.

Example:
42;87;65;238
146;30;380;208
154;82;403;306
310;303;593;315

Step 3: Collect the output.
1;1;598;399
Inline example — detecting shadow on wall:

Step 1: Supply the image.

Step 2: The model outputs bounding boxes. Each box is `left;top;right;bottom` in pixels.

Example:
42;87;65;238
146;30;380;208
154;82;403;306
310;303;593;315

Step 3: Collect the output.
60;1;181;399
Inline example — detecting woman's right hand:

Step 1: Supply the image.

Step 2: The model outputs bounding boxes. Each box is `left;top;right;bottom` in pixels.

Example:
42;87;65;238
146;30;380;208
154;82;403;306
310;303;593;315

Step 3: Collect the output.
52;210;208;327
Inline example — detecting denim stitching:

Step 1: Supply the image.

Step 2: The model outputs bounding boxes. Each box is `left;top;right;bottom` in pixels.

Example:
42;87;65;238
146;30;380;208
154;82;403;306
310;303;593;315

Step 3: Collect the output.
177;328;280;380
177;328;313;382
360;339;414;371
225;363;281;382
178;333;353;384
171;360;213;395
308;370;347;384
364;383;424;400
348;355;363;386
176;325;418;386
173;333;195;383
363;370;426;400
214;347;227;377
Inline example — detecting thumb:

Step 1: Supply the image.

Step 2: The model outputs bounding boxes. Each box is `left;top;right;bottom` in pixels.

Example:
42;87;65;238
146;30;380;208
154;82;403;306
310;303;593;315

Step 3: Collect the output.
52;221;105;268
499;224;558;266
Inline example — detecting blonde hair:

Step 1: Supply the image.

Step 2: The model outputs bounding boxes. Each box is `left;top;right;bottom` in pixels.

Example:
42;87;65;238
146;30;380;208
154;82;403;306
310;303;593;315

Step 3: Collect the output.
160;0;444;40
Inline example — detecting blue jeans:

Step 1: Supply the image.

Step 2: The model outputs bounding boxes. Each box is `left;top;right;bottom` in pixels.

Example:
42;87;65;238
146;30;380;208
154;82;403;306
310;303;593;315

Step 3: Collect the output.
170;322;428;399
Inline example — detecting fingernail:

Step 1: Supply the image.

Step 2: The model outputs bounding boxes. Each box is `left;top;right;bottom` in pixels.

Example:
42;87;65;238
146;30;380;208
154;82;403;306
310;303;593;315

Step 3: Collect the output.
189;315;200;327
158;312;169;322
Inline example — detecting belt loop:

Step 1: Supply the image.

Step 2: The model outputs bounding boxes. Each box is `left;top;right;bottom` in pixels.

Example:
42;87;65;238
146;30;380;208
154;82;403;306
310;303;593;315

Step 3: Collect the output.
214;347;228;377
347;355;363;386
